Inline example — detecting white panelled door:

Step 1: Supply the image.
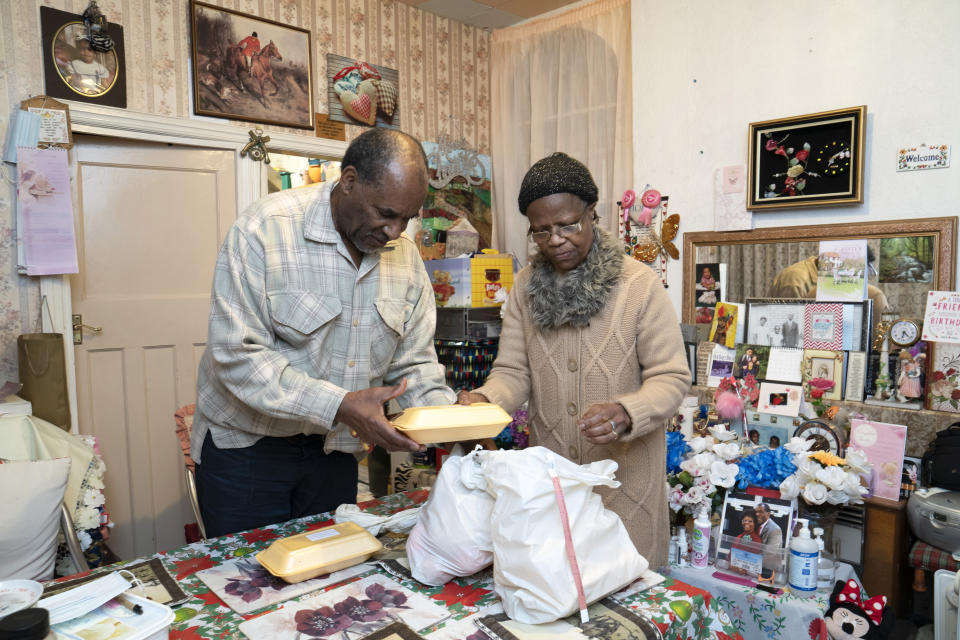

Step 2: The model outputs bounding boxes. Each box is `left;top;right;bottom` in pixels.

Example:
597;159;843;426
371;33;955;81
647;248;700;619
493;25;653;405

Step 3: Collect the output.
70;135;237;558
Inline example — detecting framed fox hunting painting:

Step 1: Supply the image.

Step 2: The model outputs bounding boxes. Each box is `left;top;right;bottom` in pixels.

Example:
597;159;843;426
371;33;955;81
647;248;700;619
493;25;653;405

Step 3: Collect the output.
190;1;313;129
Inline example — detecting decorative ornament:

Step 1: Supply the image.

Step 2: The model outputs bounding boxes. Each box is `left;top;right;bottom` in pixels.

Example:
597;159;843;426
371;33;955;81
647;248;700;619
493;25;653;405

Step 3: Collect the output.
638;188;662;225
241;127;271;164
426;115;486;189
82;0;114;52
619;189;636;224
633;213;680;263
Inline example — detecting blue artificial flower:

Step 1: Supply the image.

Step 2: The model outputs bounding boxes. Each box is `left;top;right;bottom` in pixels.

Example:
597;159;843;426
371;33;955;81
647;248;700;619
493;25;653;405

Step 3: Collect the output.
665;431;690;474
735;447;797;489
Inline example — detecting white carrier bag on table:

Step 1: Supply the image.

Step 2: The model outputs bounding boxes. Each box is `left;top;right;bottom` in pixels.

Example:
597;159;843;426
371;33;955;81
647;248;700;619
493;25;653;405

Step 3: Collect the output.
481;446;648;624
407;446;494;585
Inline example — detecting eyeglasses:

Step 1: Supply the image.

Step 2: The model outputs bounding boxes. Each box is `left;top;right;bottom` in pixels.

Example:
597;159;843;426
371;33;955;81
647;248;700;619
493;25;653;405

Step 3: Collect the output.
527;205;591;244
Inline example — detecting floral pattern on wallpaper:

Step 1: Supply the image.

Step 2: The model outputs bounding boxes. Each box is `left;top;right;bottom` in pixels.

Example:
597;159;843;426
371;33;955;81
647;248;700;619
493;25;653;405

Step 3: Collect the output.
0;0;490;383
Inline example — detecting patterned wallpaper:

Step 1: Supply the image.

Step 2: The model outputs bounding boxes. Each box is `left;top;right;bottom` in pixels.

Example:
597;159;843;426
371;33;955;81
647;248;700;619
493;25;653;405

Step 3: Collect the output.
0;0;491;384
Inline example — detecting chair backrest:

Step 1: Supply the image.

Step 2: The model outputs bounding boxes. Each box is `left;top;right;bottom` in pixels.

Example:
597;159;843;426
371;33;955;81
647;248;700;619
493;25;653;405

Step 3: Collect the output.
174;404;196;472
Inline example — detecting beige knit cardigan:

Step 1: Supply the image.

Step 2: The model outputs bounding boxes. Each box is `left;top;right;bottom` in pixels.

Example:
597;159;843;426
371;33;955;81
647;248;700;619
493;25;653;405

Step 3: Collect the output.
476;256;691;569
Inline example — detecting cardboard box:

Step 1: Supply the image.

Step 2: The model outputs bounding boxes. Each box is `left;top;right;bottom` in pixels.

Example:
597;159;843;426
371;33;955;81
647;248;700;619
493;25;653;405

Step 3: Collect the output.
425;253;515;308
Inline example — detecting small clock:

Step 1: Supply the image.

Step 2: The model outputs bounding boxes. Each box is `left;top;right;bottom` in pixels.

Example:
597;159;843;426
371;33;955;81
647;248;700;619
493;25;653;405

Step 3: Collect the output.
793;419;845;456
889;318;921;348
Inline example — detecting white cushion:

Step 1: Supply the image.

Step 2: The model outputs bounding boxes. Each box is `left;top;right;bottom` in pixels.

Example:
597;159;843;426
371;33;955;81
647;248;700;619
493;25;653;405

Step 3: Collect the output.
0;457;70;581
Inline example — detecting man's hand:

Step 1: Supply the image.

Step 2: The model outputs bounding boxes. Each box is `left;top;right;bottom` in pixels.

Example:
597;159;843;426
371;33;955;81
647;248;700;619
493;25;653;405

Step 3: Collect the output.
335;379;426;452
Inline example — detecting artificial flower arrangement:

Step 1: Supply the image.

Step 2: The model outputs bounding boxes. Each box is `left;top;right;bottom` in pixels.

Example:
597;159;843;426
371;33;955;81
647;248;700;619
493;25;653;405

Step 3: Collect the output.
777;437;871;508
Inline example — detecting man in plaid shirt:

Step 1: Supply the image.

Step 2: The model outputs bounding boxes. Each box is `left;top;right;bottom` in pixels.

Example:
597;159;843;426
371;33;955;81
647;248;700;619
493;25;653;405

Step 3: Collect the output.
193;128;455;536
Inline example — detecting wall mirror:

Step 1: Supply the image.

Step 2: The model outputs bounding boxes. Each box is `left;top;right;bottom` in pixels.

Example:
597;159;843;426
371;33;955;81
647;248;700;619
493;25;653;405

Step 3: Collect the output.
682;217;957;332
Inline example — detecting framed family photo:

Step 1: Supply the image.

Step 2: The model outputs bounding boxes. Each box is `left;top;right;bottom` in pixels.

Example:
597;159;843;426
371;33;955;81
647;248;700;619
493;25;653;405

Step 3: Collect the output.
190;0;313;129
41;7;126;108
747;105;866;210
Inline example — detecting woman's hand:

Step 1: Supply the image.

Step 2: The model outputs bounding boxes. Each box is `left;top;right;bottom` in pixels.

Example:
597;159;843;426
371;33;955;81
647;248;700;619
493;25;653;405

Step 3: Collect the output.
579;402;631;444
457;390;489;405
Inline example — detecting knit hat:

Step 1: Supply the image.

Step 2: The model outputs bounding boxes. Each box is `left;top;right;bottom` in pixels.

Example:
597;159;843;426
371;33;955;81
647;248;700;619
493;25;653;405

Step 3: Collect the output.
517;152;598;215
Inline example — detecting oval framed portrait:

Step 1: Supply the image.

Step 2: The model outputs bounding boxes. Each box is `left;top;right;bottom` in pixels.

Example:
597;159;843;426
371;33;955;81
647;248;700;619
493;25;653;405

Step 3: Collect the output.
41;6;126;108
53;22;119;97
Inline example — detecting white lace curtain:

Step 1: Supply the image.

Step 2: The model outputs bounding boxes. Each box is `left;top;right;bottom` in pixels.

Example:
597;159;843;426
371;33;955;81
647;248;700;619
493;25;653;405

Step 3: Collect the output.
490;0;632;263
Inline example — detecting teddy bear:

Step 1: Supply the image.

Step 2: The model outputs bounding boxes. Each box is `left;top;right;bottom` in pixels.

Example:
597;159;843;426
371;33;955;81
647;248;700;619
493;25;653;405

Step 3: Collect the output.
808;579;894;640
432;270;455;307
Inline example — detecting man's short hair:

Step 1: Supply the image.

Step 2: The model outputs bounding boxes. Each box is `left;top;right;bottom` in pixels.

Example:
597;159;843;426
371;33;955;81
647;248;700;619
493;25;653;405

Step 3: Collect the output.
756;503;770;513
342;128;428;186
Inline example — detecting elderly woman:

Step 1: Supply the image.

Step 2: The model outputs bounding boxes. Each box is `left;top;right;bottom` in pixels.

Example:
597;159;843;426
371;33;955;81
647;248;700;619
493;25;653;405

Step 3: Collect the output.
458;153;690;567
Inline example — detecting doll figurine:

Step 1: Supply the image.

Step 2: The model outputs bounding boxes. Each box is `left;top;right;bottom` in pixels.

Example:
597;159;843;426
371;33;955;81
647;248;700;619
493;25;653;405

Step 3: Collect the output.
896;351;924;401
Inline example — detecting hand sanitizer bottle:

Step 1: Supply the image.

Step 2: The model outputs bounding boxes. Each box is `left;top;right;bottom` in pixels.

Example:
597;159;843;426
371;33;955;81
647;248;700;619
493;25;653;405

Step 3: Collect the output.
789;518;818;598
691;506;711;569
677;526;688;567
813;527;836;592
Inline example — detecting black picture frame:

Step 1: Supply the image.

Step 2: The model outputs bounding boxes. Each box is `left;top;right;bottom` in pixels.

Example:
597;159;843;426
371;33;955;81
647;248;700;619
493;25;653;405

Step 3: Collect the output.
40;7;126;108
747;106;866;210
190;0;314;129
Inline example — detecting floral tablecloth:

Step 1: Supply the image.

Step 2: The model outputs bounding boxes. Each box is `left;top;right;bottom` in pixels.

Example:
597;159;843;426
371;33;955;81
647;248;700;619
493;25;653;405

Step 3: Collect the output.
52;490;744;640
667;562;861;640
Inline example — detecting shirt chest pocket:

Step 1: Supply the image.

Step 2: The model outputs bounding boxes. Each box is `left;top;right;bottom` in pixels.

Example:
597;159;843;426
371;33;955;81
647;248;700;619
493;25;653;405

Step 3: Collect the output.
268;292;342;349
369;298;411;375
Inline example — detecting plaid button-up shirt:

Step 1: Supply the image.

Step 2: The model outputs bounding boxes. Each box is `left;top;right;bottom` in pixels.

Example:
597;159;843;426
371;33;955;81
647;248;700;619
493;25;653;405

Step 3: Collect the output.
192;181;454;462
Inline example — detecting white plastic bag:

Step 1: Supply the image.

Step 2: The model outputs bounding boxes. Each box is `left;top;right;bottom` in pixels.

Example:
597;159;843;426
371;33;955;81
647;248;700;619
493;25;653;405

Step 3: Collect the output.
481;446;648;624
334;504;420;536
406;447;494;585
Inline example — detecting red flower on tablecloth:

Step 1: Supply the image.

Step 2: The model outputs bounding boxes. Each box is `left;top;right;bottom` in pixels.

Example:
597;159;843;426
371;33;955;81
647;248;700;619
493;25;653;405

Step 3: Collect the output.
169;626;206;640
192;588;224;608
666;580;711;607
431;581;492;607
809;617;828;639
335;596;387;622
715;630;743;640
306;518;336;531
241;528;279;544
294;606;353;637
173;555;215;580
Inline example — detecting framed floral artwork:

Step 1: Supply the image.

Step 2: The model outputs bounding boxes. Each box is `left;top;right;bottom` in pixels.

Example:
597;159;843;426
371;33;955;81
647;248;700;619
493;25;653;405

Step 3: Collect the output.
925;342;960;413
747;106;866;210
803;348;845;402
190;0;313;129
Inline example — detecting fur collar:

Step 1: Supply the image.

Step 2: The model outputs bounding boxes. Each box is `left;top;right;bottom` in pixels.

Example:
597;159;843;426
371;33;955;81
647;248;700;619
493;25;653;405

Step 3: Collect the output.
527;226;623;329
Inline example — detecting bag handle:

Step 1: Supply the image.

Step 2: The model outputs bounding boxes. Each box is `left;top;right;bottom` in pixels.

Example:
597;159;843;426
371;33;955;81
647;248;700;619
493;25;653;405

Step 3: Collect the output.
22;336;52;377
549;468;589;623
35;295;59;333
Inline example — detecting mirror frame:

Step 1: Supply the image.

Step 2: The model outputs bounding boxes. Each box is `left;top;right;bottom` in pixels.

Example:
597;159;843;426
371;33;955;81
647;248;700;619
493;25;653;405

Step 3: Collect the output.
682;216;957;323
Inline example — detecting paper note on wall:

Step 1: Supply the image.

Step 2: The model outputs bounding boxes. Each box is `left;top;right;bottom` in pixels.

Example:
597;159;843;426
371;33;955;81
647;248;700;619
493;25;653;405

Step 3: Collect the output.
17;146;78;275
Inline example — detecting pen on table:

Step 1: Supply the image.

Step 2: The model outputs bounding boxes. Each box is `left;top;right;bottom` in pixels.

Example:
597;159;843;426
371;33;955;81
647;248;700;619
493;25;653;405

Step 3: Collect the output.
116;594;143;615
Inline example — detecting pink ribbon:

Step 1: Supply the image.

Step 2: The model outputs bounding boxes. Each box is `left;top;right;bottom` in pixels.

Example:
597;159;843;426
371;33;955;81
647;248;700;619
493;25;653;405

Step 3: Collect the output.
549;469;589;623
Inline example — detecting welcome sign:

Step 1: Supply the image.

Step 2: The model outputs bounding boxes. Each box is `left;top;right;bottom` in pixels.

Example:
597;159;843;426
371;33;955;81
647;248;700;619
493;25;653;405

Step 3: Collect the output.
897;143;950;171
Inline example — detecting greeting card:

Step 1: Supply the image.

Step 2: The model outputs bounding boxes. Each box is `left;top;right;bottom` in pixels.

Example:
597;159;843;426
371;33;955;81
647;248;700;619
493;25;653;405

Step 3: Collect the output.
925;342;960;413
816;239;868;302
239;574;451;639
804;303;843;350
709;302;738;348
922;291;960;342
757;382;803;417
196;557;372;615
849;419;908;502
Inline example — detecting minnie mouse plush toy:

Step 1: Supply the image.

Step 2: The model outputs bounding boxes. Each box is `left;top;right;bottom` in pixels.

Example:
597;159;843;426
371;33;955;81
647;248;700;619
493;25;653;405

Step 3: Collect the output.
808;579;894;640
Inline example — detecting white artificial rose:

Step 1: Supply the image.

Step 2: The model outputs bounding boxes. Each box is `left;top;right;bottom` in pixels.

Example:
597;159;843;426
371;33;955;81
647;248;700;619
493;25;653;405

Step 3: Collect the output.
815;466;848;491
689;436;712;454
712;441;741;461
779;474;802;499
785;437;815;455
709;425;738;442
844;448;870;472
842;473;869;497
796;457;818;478
826;490;849;505
802;481;829;505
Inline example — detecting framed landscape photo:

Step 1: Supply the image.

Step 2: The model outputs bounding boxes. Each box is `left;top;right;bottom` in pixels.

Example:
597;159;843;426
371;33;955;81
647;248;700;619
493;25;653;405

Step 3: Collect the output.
190;0;313;129
747;105;866;210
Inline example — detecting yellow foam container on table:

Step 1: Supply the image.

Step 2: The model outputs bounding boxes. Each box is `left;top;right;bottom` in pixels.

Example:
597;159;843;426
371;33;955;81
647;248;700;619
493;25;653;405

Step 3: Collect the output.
256;521;382;583
391;403;512;444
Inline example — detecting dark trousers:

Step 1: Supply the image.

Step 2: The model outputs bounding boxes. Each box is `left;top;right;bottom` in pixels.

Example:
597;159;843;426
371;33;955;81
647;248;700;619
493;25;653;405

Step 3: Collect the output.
195;432;358;538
